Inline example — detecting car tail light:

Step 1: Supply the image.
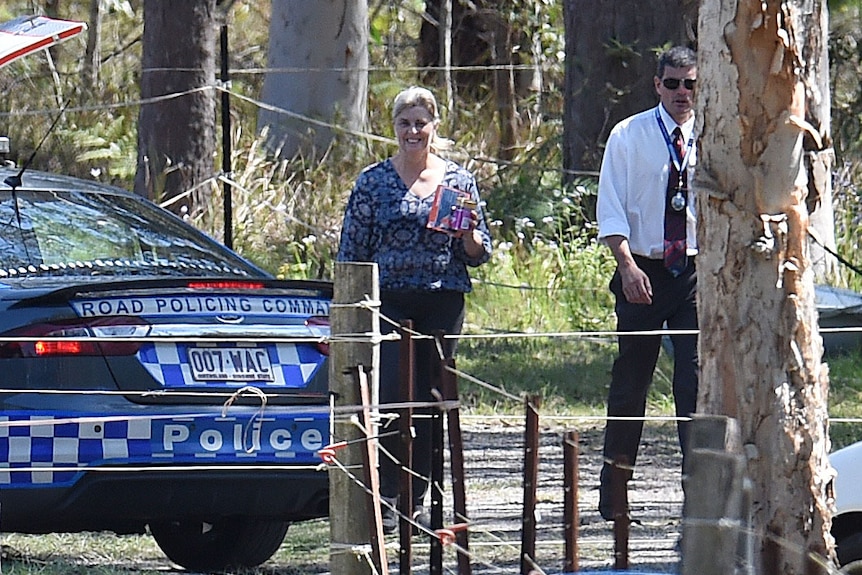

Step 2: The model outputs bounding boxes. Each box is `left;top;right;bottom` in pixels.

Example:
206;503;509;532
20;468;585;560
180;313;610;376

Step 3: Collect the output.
35;339;86;355
0;317;151;358
305;316;330;356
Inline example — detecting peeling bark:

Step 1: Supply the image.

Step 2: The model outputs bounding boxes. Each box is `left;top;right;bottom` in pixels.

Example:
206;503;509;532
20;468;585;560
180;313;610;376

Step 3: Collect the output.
696;1;833;572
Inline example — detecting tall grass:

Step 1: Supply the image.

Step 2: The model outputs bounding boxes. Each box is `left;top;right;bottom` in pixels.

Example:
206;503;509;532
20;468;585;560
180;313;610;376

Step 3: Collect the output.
190;127;351;279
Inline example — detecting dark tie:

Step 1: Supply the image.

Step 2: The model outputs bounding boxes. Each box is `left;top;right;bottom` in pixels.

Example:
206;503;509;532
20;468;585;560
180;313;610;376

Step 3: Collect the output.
663;127;687;276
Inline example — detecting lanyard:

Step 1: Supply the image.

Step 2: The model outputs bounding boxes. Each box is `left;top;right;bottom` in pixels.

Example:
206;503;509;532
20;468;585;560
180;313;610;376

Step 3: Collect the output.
654;107;694;175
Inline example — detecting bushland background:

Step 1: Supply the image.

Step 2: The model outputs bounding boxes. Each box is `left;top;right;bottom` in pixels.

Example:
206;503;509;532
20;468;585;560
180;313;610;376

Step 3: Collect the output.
1;1;862;572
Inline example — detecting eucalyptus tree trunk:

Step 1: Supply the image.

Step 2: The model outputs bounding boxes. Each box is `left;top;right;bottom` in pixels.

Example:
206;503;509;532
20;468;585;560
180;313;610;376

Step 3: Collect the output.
134;0;217;216
258;0;368;160
696;1;834;571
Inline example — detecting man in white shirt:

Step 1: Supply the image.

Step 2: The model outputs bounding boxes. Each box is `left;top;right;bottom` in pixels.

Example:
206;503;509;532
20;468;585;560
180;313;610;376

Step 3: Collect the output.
595;45;698;521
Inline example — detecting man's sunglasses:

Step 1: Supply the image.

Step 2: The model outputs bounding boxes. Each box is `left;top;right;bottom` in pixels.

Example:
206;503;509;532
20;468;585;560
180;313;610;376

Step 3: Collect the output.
662;78;696;90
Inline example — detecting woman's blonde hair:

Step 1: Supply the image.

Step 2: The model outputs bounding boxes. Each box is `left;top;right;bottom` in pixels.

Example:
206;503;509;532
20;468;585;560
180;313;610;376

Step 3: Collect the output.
392;86;452;152
392;86;439;121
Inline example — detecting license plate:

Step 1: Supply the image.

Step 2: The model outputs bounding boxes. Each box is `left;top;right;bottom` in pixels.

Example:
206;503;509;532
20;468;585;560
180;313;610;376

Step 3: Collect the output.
188;346;274;382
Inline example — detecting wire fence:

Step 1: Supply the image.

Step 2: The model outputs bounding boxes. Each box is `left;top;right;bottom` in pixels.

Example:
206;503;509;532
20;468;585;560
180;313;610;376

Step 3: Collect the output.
0;292;853;573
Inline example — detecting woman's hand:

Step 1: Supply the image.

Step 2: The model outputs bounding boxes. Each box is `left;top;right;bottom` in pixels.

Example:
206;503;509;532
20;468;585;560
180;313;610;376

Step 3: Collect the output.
456;210;485;258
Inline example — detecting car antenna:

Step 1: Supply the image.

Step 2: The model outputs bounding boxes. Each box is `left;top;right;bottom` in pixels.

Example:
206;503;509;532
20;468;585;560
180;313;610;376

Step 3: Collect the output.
4;100;70;266
4;99;71;190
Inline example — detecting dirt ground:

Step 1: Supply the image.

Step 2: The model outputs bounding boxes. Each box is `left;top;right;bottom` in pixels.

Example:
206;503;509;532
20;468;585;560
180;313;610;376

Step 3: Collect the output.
398;416;685;574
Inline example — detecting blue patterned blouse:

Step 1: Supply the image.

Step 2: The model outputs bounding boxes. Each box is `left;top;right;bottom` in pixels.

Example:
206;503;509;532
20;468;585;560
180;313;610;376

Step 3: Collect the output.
337;158;492;292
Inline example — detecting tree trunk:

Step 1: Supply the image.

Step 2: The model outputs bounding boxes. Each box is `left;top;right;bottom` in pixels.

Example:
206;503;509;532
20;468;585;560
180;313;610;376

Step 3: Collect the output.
562;0;698;175
438;0;454;123
420;1;521;159
44;0;60;19
257;0;368;160
491;11;518;161
82;0;101;91
696;1;834;572
134;0;217;217
798;2;837;281
419;0;491;94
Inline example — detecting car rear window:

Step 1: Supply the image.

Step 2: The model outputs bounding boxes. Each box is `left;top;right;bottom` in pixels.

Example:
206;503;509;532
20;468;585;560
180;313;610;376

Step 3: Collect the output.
0;189;262;279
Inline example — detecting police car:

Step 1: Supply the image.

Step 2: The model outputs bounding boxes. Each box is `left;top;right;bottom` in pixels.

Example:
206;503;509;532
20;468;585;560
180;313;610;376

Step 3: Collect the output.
0;163;332;572
832;440;862;569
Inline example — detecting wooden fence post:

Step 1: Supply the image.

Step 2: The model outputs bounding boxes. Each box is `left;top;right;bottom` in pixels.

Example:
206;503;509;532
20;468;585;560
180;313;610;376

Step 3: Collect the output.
681;414;747;575
329;262;380;575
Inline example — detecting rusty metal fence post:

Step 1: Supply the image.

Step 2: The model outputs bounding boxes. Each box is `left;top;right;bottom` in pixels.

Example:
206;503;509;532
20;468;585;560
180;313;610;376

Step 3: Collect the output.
520;395;541;575
610;455;630;570
429;334;446;575
563;430;579;573
442;356;472;575
397;320;415;573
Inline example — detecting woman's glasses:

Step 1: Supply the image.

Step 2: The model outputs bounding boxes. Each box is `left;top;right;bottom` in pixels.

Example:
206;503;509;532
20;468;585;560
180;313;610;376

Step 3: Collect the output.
662;78;696;90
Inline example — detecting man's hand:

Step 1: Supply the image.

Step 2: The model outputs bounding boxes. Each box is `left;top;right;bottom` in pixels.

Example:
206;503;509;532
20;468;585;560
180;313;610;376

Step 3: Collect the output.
605;235;653;305
619;263;653;305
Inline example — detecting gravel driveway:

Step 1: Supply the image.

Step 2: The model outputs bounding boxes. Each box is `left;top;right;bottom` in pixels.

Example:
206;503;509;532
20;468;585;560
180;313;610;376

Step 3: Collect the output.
402;416;685;574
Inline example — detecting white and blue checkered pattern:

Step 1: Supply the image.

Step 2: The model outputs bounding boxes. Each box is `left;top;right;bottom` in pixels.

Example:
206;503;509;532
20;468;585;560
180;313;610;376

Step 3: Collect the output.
0;414;152;485
0;412;328;486
137;342;325;388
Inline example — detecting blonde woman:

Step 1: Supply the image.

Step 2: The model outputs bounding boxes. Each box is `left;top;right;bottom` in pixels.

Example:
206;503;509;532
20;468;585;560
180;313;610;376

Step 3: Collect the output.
337;86;492;533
